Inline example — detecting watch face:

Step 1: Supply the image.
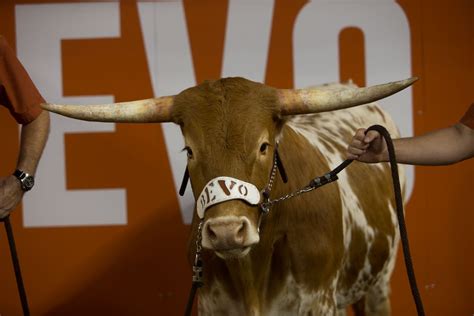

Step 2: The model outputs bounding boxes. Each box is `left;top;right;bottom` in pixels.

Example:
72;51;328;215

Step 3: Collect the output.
23;176;35;191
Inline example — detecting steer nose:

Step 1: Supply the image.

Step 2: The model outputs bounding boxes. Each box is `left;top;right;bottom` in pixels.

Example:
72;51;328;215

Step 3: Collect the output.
202;216;259;251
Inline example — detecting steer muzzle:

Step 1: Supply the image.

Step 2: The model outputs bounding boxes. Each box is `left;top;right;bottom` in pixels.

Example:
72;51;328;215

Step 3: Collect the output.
202;215;260;259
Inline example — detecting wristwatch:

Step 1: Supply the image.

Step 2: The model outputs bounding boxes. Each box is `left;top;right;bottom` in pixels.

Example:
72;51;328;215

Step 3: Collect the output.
13;169;35;192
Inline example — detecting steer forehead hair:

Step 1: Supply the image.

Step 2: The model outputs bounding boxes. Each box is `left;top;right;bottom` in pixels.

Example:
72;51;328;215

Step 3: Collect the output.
171;77;280;130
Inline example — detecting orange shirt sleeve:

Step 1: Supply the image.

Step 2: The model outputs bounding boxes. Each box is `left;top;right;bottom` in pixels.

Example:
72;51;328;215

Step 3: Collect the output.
460;103;474;129
0;35;45;124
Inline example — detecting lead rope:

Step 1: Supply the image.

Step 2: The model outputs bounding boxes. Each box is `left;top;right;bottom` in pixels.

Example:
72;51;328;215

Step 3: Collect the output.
366;125;425;316
183;124;425;316
0;215;30;316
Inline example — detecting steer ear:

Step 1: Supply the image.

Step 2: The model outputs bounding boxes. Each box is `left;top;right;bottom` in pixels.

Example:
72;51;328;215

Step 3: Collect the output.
41;95;175;123
277;77;417;115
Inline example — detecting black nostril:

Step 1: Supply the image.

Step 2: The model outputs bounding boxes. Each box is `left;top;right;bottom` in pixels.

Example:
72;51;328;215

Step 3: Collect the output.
207;225;217;240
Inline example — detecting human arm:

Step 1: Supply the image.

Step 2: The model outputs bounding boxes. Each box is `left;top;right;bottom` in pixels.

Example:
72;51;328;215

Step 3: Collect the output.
17;110;50;175
0;35;50;217
0;110;50;217
347;123;474;165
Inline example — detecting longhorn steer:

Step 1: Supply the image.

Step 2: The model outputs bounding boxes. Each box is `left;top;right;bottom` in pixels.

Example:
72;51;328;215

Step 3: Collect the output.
43;77;415;315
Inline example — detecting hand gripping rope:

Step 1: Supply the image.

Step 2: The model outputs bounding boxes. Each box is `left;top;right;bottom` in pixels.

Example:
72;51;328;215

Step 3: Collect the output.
0;215;30;316
184;124;425;316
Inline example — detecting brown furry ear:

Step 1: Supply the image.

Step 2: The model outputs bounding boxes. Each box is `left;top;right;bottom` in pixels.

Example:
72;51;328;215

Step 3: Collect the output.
274;114;287;144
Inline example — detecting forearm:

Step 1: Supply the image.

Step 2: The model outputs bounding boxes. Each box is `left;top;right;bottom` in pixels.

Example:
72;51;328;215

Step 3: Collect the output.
16;110;50;174
381;123;474;165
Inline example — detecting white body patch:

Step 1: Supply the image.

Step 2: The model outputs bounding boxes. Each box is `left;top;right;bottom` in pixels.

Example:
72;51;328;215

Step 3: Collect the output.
197;176;261;219
287;83;404;308
266;275;338;316
199;280;244;316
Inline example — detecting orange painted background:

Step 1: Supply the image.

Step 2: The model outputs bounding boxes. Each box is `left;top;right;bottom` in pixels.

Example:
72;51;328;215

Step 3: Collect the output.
0;0;473;315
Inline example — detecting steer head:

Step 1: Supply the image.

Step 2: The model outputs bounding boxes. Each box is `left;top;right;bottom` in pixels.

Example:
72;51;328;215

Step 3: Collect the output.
42;76;416;260
173;78;280;258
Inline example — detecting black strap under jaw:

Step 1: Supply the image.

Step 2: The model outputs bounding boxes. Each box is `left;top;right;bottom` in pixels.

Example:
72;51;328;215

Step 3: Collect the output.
275;149;288;183
179;167;189;196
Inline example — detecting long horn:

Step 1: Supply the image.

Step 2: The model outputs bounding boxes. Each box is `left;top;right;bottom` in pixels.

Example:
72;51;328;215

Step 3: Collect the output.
41;96;175;123
278;77;417;115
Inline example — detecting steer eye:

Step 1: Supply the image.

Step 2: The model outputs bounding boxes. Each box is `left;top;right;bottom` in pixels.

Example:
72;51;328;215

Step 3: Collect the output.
183;146;194;159
259;142;270;154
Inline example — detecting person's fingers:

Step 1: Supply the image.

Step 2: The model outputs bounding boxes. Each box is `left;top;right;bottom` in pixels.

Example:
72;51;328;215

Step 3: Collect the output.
0;177;22;211
347;153;359;160
348;145;366;156
354;128;367;141
351;138;369;150
363;130;381;144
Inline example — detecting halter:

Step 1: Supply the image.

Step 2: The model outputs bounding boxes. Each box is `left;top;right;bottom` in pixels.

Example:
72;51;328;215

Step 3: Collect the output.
179;143;288;220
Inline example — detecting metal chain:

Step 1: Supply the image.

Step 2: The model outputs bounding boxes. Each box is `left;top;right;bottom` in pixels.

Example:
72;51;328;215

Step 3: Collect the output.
260;153;279;213
192;220;204;285
266;153;279;193
260;158;340;213
261;149;320;212
262;184;315;210
195;220;203;256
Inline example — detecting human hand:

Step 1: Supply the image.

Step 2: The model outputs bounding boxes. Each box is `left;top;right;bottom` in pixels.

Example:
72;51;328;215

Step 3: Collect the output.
0;175;24;218
347;128;387;163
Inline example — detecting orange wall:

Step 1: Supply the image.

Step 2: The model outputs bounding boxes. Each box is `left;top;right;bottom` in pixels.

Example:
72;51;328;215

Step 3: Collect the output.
0;0;473;315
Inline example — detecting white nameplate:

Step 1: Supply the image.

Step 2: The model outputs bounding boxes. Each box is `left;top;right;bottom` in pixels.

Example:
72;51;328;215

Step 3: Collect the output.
196;176;261;219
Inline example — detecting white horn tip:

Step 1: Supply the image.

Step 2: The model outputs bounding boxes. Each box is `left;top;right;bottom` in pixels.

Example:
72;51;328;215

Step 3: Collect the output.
404;77;419;85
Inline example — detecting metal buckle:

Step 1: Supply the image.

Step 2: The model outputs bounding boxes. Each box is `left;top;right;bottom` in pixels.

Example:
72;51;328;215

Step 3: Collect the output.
260;202;270;214
310;173;338;188
192;261;204;286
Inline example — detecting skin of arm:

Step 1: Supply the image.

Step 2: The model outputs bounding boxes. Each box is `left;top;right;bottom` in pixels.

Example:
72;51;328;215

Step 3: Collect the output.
0;110;50;217
347;123;474;165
